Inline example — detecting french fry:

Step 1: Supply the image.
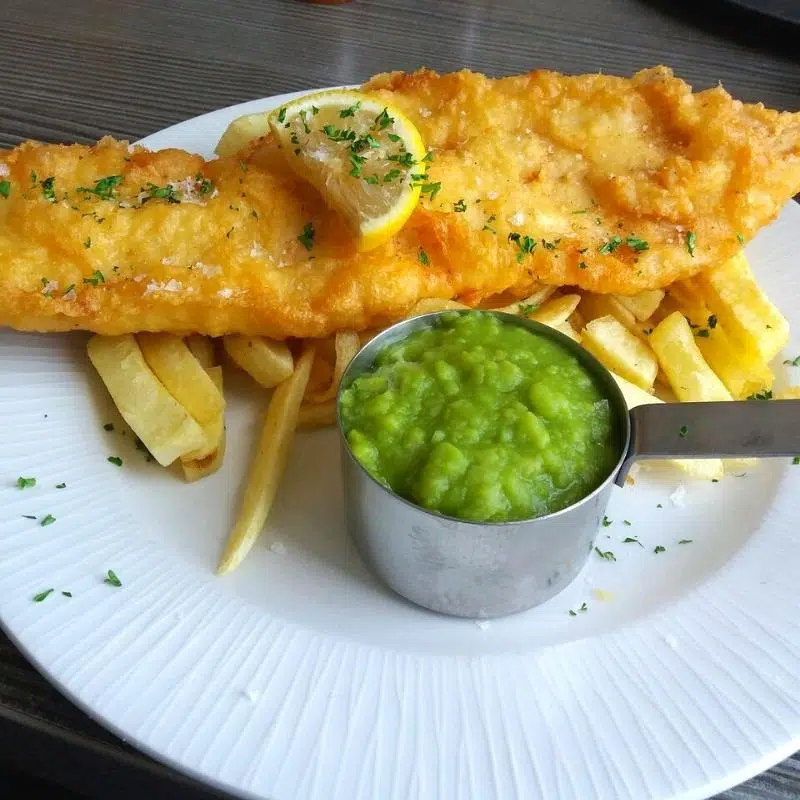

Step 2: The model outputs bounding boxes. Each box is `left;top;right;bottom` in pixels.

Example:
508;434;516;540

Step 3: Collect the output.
579;293;645;340
217;345;316;574
777;387;800;400
87;335;207;466
668;280;773;399
223;335;294;389
185;335;216;369
553;320;582;343
531;294;581;328
649;312;732;402
181;367;226;481
298;400;337;430
697;252;789;364
610;371;724;480
306;355;334;394
582;315;658;390
406;298;469;316
614;289;665;322
492;286;557;316
137;334;225;456
306;330;360;404
214;112;271;157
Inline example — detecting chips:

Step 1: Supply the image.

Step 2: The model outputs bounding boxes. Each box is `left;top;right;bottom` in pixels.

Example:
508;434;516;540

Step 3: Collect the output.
298;400;337;430
223;335;294;388
181;367;227;481
305;331;360;404
214;112;271;157
582;315;658;390
87;335;207;466
217;345;316;574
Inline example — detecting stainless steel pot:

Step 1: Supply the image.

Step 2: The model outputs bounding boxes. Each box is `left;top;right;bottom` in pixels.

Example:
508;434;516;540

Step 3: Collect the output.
337;311;800;619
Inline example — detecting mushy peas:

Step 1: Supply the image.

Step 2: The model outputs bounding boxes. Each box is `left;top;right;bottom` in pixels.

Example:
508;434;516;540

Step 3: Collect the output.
339;312;618;522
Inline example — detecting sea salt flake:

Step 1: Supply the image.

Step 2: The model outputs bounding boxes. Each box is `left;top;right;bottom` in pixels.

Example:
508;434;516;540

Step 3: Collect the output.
487;191;499;200
0;163;10;177
474;620;491;631
419;107;432;118
195;261;221;277
217;287;234;299
669;484;686;508
269;541;287;555
144;279;182;296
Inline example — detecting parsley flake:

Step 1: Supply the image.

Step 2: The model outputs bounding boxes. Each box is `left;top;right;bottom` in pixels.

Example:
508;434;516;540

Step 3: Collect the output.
598;236;623;255
568;602;589;617
678;539;693;544
679;425;689;438
373;108;393;130
793;457;800;465
107;456;123;467
297;222;315;251
40;514;56;527
41;176;57;203
83;270;105;286
601;515;612;527
62;591;72;598
21;515;37;520
453;199;467;212
418;248;430;266
625;235;649;252
339;101;362;118
0;180;10;199
77;175;123;201
654;545;666;554
623;519;632;526
62;284;75;297
55;483;66;489
578;261;588;269
508;232;536;262
277;107;286;123
783;355;800;367
103;423;114;431
686;231;696;257
708;314;717;329
623;536;643;547
16;476;36;489
419;182;442;201
747;389;772;401
517;303;538;316
594;547;616;562
33;589;54;602
104;569;122;587
83;237;91;249
736;232;745;245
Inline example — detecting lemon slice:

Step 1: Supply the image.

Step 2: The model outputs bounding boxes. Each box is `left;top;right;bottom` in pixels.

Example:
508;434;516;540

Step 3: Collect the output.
269;90;427;251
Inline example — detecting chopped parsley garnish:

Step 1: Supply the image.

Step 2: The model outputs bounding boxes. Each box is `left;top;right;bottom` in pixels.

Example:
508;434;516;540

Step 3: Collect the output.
783;355;800;367
708;314;717;329
387;133;401;142
197;176;214;195
322;125;356;143
696;329;710;338
598;236;623;255
623;536;643;547
594;547;616;562
540;239;557;251
41;176;56;203
83;237;91;249
571;208;588;215
508;232;536;262
62;591;72;598
517;303;538;316
678;539;693;544
16;476;36;489
679;425;689;438
387;151;416;168
104;569;122;588
373;108;394;130
22;515;36;520
747;389;772;401
453;199;467;212
33;589;54;602
277;107;286;123
0;180;10;199
83;270;105;286
239;160;248;172
290;132;299;145
349;152;366;178
62;284;75;296
351;134;381;154
654;545;666;554
297;222;315;251
793;456;800;465
736;232;744;245
40;514;56;527
568;602;589;616
578;261;588;269
299;110;310;134
625;235;649;252
623;519;632;526
418;248;430;266
601;515;612;527
339;101;362;118
311;105;319;116
142;182;180;204
77;175;123;200
383;168;401;183
686;231;696;257
656;503;663;508
55;483;66;489
419;182;441;201
103;423;114;431
421;151;434;163
107;456;123;466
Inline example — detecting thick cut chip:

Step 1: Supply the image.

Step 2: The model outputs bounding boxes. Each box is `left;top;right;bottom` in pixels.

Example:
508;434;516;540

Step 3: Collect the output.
181;366;226;481
215;112;271;157
87;335;207;466
582;315;658;390
306;330;360;404
298;400;337;430
531;294;581;328
697;253;789;364
579;293;644;339
649;311;732;402
185;335;216;369
217;345;316;574
223;335;294;389
614;289;665;322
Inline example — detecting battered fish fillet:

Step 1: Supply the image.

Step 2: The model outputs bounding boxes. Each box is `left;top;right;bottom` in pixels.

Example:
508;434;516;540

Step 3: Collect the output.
1;66;798;339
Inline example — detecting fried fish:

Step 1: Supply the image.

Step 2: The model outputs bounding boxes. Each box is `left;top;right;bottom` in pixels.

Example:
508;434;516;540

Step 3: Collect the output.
1;66;798;339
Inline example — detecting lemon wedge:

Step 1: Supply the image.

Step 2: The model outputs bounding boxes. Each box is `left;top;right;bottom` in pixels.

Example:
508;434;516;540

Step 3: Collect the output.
269;90;428;251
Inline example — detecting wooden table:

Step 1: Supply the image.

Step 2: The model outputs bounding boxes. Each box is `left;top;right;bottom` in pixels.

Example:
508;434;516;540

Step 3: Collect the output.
1;1;798;797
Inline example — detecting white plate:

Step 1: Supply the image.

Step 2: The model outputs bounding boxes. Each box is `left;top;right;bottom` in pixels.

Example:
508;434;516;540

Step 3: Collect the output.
1;92;799;800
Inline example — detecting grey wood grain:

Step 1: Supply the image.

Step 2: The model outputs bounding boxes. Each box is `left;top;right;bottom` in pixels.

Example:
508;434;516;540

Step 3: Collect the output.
0;1;798;798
